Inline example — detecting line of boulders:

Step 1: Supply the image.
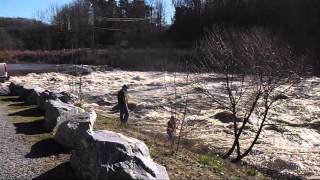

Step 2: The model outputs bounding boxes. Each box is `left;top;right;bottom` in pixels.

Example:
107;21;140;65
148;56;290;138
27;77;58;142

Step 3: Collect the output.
6;82;170;180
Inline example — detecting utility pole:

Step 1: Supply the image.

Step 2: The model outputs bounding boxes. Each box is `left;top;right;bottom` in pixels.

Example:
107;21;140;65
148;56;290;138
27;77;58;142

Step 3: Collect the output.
88;2;95;50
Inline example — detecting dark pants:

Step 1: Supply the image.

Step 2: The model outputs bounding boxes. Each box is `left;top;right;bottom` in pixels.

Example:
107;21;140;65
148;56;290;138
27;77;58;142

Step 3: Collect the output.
119;106;129;123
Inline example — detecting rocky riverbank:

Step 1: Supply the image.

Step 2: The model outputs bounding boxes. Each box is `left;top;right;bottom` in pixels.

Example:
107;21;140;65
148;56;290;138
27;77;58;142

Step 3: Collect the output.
8;69;320;178
5;81;169;180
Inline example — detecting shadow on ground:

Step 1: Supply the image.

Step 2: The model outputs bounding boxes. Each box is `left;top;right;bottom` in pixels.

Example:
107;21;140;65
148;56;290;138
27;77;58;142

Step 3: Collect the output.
8;102;30;107
33;162;77;180
1;97;22;102
2;96;77;179
8;107;43;117
25;138;71;158
13;119;49;135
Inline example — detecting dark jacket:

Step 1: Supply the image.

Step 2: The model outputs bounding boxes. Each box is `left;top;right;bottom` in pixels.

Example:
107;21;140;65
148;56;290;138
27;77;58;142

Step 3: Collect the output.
117;89;128;107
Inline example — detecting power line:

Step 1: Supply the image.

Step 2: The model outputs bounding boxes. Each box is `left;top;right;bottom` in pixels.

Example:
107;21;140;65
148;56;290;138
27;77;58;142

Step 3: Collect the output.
97;17;147;22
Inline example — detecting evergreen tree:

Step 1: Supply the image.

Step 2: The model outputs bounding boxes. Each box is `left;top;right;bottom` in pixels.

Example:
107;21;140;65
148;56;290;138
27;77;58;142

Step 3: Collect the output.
119;0;129;17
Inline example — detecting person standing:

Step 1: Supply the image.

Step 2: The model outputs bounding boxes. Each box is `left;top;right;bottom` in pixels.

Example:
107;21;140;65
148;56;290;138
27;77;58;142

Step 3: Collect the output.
118;85;129;124
167;116;177;149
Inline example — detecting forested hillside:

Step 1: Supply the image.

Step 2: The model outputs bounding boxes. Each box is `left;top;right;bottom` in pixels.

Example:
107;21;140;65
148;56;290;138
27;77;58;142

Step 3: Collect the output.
1;0;320;71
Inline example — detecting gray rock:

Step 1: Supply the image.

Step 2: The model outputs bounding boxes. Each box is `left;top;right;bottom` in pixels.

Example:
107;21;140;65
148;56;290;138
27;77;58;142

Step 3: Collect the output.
0;84;10;95
18;85;36;100
309;120;320;132
214;111;242;123
71;130;169;180
62;65;93;76
57;91;76;104
38;91;76;111
266;158;301;171
112;102;137;111
265;124;287;133
272;94;289;101
26;87;45;105
8;83;44;103
55;111;97;149
91;65;113;72
44;100;84;132
87;95;112;106
9;82;23;96
38;91;57;111
39;91;50;109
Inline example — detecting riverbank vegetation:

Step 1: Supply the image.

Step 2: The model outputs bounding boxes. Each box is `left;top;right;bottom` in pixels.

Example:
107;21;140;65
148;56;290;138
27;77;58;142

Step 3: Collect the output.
0;0;319;73
94;114;266;179
0;96;265;179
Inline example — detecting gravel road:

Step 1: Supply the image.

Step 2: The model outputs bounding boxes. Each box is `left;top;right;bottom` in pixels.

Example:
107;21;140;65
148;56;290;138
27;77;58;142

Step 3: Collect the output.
0;103;44;179
0;99;73;180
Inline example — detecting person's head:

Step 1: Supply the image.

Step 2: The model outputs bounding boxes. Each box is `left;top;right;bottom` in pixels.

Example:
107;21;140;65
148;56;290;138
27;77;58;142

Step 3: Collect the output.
122;85;129;91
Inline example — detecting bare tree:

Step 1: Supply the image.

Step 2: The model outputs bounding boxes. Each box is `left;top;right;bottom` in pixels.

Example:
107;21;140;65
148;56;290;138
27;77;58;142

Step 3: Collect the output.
153;0;166;30
174;70;190;153
35;3;61;23
197;26;303;162
162;59;190;154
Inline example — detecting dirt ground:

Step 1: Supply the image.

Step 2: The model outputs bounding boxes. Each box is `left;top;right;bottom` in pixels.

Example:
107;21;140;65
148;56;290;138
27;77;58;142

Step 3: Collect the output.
0;96;76;180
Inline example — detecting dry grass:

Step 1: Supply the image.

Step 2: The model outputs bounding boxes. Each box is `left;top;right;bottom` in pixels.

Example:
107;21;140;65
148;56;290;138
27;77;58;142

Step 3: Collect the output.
0;48;192;71
0;96;266;179
95;114;267;180
0;49;84;64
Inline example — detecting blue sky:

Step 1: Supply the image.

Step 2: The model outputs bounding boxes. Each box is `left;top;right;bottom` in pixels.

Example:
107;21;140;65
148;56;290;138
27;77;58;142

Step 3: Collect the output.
0;0;73;19
161;0;175;24
0;0;175;24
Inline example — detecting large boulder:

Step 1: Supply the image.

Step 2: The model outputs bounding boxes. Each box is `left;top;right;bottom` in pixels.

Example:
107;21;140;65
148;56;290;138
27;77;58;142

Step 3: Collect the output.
19;85;35;100
9;82;24;96
44;100;84;131
0;83;10;95
214;111;242;123
38;91;76;111
26;87;45;105
55;111;97;149
9;83;45;103
71;130;170;180
38;90;56;111
58;91;77;104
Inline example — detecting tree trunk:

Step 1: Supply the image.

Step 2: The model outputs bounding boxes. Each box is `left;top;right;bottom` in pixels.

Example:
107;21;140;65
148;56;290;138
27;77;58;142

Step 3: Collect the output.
223;113;240;159
231;108;269;162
